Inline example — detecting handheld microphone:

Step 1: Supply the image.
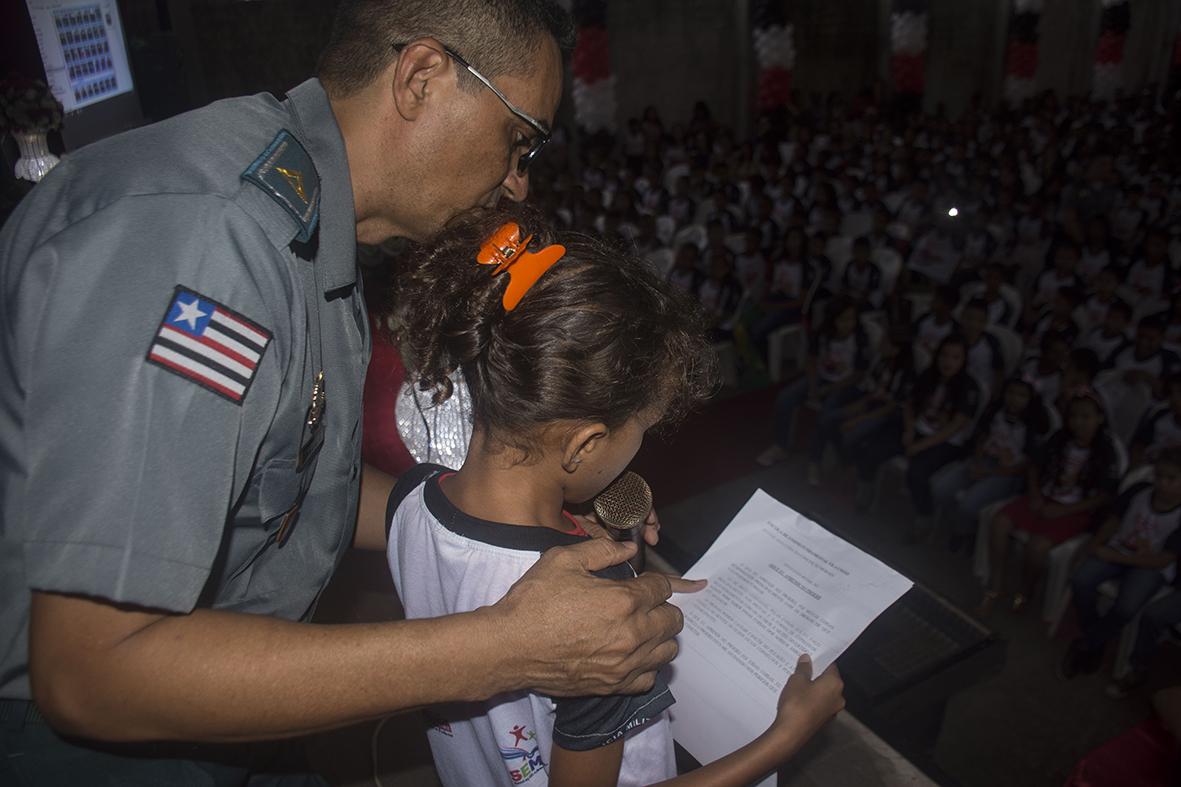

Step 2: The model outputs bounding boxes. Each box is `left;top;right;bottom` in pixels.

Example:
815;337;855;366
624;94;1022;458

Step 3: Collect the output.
592;471;652;574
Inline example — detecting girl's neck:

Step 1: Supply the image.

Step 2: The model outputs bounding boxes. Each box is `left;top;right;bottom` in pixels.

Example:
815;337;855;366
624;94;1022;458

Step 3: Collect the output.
442;436;574;533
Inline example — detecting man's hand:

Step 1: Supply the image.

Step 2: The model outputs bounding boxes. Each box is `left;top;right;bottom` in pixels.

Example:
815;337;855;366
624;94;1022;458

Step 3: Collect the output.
492;538;700;697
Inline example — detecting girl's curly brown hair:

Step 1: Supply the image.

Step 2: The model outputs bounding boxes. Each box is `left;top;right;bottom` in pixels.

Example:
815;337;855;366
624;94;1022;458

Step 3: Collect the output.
392;206;716;454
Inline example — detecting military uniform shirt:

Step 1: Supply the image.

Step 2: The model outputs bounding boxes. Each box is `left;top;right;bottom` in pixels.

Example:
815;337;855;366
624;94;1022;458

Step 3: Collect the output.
0;78;370;700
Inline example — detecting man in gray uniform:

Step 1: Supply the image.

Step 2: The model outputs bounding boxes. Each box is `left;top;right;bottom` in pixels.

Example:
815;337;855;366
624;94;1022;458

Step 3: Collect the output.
0;1;690;783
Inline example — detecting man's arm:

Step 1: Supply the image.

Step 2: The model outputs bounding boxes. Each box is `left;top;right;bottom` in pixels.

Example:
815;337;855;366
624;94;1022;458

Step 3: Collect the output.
30;538;688;744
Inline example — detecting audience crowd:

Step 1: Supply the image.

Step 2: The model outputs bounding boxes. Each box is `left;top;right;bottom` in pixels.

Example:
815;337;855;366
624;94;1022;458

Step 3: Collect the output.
522;87;1181;702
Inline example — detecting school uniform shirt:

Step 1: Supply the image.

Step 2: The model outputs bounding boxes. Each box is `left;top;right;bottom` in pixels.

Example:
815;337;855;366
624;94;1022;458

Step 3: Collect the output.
1083;327;1128;365
386;465;677;787
1030;310;1081;348
981;294;1013;327
666;267;702;296
1021;356;1062;406
914;375;981;445
1108;483;1181;582
1133;408;1181;460
966;332;1005;391
1078;246;1112;281
1043;441;1093;505
735;253;768;299
977;407;1034;468
697;275;742;326
1081;295;1117;330
964;230;997;261
907;231;961;284
841;260;884;307
914;313;958;354
770;259;805;299
1113;204;1148;244
810;330;870;384
1109;342;1180;379
1033;269;1082;307
860;357;915;403
1127;259;1170;295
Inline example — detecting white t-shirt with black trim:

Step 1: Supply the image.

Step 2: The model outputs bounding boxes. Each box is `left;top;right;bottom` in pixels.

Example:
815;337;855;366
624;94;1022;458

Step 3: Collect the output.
385;465;677;787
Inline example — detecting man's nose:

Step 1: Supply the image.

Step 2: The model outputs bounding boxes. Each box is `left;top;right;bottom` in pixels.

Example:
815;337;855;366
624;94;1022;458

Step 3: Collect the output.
501;165;530;203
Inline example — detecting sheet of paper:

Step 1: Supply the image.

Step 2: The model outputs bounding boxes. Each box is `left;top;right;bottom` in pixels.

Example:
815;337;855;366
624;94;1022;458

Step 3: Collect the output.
667;489;913;786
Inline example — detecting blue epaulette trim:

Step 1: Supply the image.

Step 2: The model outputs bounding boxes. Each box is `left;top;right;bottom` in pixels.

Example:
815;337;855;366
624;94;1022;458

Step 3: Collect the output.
241;129;320;243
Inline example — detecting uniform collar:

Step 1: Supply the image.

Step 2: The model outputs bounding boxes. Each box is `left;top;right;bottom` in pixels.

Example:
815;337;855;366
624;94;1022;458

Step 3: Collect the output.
286;78;357;293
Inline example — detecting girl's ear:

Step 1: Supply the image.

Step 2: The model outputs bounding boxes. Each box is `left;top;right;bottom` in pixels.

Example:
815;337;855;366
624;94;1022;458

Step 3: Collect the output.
560;422;609;473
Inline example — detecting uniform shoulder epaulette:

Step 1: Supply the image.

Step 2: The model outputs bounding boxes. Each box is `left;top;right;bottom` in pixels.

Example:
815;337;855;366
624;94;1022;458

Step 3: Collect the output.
241;129;320;243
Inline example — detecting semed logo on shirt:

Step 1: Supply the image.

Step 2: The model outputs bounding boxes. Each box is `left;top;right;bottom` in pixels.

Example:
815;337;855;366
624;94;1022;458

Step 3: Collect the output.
500;724;546;784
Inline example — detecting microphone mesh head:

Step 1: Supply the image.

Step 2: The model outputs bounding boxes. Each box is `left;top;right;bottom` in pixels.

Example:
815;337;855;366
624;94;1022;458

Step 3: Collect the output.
593;471;652;531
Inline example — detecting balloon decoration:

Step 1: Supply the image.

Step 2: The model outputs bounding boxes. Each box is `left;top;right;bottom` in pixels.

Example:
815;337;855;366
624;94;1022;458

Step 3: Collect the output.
1092;0;1130;101
751;0;794;110
1003;0;1041;105
890;0;928;97
571;0;615;133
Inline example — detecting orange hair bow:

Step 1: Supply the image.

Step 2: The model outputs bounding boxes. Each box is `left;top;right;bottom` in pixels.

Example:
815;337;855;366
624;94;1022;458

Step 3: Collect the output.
476;222;566;311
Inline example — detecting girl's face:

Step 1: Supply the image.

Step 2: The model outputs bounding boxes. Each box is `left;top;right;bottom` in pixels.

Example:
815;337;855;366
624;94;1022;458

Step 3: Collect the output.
937;343;966;378
1068;398;1104;443
834;308;857;338
1004;383;1032;415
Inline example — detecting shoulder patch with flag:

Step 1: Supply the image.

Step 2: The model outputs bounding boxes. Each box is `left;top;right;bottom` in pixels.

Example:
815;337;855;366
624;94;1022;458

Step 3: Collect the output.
146;286;272;404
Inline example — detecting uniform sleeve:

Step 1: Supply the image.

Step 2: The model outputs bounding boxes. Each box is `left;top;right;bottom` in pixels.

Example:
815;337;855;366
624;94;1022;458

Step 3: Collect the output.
548;561;675;751
9;194;292;613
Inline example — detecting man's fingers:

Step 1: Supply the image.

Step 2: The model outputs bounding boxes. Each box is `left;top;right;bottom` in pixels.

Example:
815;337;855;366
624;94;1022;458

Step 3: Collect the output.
795;653;813;681
561;535;638;573
667;576;708;594
643;508;661;546
629;571;675;609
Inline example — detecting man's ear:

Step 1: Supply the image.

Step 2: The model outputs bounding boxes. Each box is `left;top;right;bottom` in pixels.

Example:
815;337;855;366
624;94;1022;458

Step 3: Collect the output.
560;422;609;473
390;39;451;121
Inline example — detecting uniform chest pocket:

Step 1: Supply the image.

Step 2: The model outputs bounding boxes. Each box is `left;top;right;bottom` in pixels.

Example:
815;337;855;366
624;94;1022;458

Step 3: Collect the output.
258;451;320;539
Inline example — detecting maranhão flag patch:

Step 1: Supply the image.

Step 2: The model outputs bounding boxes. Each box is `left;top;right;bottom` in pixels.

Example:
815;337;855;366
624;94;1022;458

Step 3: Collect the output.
146;286;272;404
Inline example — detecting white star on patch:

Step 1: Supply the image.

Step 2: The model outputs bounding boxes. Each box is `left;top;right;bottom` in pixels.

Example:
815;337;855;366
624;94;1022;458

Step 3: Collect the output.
173;297;207;330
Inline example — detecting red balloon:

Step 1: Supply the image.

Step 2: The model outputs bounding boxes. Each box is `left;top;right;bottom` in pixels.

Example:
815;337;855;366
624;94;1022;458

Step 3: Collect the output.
572;27;611;82
1095;32;1125;65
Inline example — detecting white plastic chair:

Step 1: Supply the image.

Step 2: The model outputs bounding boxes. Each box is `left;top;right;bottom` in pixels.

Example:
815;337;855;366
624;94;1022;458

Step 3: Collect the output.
873;248;904;296
825;236;853;272
986;325;1024;378
655;215;677;246
674;224;708;251
767;325;805;383
1095;369;1155;449
861;313;885;359
644;247;676;280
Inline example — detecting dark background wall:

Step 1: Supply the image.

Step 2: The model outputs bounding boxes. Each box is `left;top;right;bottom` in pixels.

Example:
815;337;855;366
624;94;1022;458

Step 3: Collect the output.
4;0;1181;145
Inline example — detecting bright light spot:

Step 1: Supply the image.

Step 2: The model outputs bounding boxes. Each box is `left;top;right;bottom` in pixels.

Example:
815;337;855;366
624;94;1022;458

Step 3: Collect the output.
948;207;959;217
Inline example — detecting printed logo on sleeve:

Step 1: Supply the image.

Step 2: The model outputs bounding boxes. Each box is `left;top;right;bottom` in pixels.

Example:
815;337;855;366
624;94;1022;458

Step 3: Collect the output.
500;724;546;784
146;286;272;404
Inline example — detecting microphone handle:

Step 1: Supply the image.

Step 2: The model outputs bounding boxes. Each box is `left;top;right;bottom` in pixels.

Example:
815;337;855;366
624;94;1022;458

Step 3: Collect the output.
607;524;646;574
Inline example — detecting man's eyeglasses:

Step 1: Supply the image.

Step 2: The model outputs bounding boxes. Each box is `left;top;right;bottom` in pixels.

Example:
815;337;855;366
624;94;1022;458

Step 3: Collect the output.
393;42;550;176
